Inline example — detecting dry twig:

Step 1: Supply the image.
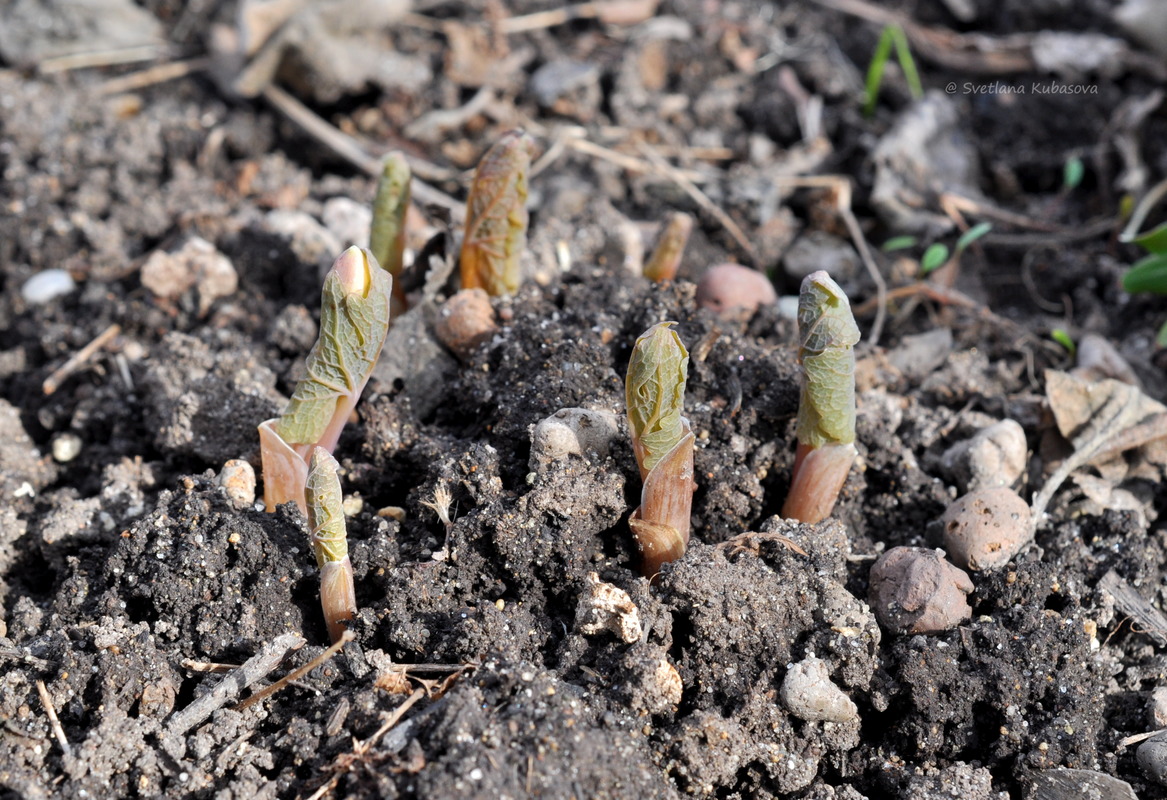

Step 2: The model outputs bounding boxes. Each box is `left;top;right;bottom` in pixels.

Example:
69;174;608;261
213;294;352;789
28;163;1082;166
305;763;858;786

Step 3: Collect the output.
42;323;121;396
235;630;354;712
98;57;210;95
168;632;305;735
35;680;72;759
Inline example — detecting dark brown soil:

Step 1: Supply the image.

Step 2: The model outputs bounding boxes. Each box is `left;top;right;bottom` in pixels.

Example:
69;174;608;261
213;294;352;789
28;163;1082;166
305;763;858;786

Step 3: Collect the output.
4;1;1167;798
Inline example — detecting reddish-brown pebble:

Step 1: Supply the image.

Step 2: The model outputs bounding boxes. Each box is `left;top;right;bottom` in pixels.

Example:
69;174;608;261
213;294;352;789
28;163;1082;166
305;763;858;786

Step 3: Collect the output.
868;547;974;634
941;487;1032;571
434;288;498;361
695;263;777;317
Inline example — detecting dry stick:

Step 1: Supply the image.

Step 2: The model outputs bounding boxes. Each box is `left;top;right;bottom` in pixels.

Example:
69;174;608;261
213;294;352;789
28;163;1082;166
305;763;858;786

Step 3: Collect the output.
35;680;72;759
304;688;427;800
179;658;238;674
38;45;164;74
167;633;305;736
260;85;465;221
567;136;706;183
234;630;354;712
42;323;121;395
1119;729;1167;748
98;57;210;95
635;142;757;263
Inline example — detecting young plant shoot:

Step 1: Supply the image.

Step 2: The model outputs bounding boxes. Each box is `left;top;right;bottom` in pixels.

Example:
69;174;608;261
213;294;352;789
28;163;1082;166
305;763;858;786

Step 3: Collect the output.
369;152;411;315
626;322;696;576
781;271;860;524
460;130;536;296
259;246;392;514
305;447;356;644
643;212;694;283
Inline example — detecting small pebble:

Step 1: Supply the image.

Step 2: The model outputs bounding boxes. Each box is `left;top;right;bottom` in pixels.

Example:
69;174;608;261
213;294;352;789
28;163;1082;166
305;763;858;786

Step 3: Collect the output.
1149;687;1167;729
343;495;363;517
695;263;778;318
140;237;238;315
941;487;1032;571
51;433;82;463
21;269;76;305
780;656;858;723
575;572;642;643
216;460;256;509
940;419;1028;493
868;547;974;634
782;231;860;285
1139;733;1167;786
530;408;620;469
433;288;497;361
653;658;683;708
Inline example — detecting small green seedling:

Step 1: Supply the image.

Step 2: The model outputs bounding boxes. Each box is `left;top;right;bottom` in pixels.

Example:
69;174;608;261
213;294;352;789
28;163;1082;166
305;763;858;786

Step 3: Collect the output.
1051;328;1076;356
782;271;860;524
882;222;992;276
1119;180;1167;344
626;322;696;576
1063;156;1085;192
643;212;694;283
369;152;411;314
863;24;923;117
460;130;536;296
305;447;356;644
259;246;392;514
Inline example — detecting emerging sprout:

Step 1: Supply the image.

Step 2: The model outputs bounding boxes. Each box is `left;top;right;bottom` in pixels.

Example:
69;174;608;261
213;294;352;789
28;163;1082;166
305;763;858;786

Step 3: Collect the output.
259;246;392;514
626;322;696;576
781;271;860;524
643;212;694;283
305;448;356;644
369;152;411;315
460;130;536;296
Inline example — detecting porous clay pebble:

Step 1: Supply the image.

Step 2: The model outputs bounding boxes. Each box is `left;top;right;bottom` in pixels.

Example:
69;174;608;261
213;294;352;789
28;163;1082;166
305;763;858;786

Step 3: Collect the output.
575;572;642;643
940;419;1028;494
433;288;497;361
941;487;1032;571
695;263;777;318
217;459;257;509
868;547;974;634
779;656;858;723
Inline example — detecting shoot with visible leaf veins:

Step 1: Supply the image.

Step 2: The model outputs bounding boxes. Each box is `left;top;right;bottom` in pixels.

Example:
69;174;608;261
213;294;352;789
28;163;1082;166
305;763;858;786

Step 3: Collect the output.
305;447;356;644
626;322;696;576
781;271;860;524
259;246;392;514
460;130;536;296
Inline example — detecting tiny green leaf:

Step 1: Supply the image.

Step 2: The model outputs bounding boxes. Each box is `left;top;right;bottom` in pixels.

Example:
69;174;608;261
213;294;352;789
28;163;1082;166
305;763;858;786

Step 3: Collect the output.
369;152;411;278
626;322;689;477
920;243;950;274
1157;320;1167;349
274;246;393;450
955;222;992;254
306;448;347;567
796;272;860;450
881;235;918;253
1134;222;1167;255
890;25;923;100
460;130;536;296
1063;156;1084;191
1051;328;1076;356
1123;253;1167;295
863;26;896;117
